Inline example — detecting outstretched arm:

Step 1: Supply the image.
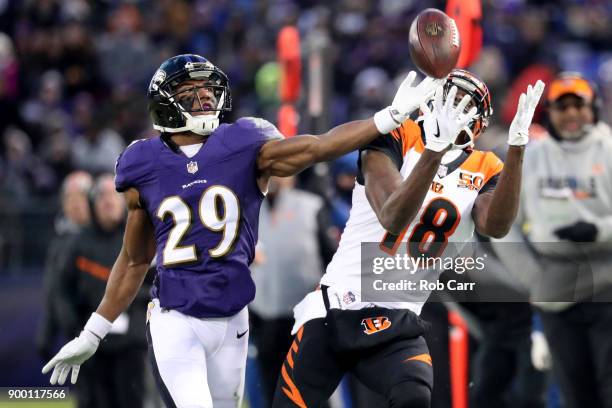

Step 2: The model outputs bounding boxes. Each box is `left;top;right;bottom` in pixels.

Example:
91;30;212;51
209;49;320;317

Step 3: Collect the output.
472;146;523;238
96;188;156;321
257;71;444;178
473;80;545;238
257;118;380;177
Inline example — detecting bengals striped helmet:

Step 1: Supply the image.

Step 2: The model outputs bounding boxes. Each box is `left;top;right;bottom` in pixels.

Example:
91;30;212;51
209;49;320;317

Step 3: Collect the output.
443;69;493;146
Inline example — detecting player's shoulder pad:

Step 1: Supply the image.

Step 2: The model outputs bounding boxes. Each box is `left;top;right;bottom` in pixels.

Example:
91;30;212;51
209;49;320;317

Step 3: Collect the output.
463;149;504;182
391;119;424;155
221;117;285;152
114;138;155;192
235;117;285;142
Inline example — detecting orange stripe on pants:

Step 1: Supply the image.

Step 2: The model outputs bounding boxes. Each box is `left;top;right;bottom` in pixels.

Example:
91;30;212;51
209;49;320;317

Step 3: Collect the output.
281;363;307;408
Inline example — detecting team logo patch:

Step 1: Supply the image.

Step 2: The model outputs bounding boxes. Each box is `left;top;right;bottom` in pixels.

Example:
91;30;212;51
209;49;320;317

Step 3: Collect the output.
149;69;166;91
457;171;484;191
437;164;448;178
361;316;392;335
343;291;356;305
425;22;444;36
187;161;199;174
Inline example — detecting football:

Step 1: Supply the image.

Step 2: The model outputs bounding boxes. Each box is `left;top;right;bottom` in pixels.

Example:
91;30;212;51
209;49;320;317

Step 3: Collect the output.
409;8;461;79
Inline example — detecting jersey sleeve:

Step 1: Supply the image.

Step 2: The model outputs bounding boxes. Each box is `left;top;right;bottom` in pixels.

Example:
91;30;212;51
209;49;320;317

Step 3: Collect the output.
477;151;504;195
484;151;504;181
356;133;403;185
356;119;424;185
114;139;154;192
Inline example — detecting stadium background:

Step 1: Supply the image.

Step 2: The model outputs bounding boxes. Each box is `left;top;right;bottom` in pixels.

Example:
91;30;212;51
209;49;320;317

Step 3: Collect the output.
0;0;611;407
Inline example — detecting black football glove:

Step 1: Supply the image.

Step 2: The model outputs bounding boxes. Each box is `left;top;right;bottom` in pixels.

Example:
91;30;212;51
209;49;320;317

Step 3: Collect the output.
553;221;598;242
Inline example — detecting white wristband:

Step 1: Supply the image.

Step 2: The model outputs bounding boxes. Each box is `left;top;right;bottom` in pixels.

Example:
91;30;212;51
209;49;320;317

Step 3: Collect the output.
508;131;529;146
83;312;113;340
374;106;402;135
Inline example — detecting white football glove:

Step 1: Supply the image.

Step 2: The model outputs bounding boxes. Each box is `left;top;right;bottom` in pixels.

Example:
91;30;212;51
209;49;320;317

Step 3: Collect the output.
374;71;445;134
42;313;112;385
420;85;478;152
531;331;552;371
508;80;545;146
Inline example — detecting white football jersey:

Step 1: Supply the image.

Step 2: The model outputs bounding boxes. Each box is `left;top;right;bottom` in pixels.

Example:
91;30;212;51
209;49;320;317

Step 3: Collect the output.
320;119;504;315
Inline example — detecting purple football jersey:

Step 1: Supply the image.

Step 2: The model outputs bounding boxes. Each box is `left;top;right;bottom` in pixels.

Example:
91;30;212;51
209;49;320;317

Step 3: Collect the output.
115;117;283;317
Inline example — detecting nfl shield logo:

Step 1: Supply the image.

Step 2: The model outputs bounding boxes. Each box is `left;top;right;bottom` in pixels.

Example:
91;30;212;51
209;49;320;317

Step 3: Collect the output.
187;161;199;174
343;291;356;305
437;164;448;178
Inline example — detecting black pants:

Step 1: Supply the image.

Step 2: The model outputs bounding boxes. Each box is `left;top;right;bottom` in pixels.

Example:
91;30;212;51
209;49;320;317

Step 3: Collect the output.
250;312;295;406
468;303;546;408
272;318;433;408
76;347;147;408
470;334;547;408
540;302;612;408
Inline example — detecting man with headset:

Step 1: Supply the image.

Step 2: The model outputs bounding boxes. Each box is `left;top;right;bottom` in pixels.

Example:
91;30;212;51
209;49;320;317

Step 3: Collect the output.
494;72;612;408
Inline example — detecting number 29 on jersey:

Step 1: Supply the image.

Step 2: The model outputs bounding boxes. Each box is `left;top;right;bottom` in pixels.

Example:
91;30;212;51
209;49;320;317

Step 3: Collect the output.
157;185;240;265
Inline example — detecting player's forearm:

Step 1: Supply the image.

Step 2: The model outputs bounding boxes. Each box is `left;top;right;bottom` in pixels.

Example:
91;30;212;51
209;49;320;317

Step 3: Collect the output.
482;145;524;238
259;119;382;177
314;118;381;162
379;149;443;234
95;249;149;322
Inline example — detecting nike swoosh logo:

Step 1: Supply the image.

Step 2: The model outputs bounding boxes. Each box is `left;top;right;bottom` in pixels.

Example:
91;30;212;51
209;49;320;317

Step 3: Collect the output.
237;329;248;339
433;120;440;138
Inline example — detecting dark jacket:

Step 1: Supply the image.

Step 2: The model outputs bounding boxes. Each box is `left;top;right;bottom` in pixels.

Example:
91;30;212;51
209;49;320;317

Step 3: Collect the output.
37;218;82;359
56;221;150;353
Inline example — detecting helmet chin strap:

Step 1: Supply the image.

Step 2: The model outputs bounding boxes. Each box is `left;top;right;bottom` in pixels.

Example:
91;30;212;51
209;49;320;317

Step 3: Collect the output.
184;113;219;135
180;91;225;136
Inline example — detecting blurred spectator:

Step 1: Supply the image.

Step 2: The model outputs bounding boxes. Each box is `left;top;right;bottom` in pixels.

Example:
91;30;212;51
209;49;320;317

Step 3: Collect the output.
54;174;149;408
96;4;154;92
1;126;56;200
249;176;334;405
59;21;102;97
0;32;24;141
0;32;18;100
37;170;92;361
493;73;612;408
20;70;68;146
350;66;390;120
69;93;125;174
329;151;359;238
40;124;74;183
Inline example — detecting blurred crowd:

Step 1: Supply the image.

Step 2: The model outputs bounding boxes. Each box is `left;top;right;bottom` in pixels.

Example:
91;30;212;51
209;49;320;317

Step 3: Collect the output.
1;0;612;407
0;0;611;271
